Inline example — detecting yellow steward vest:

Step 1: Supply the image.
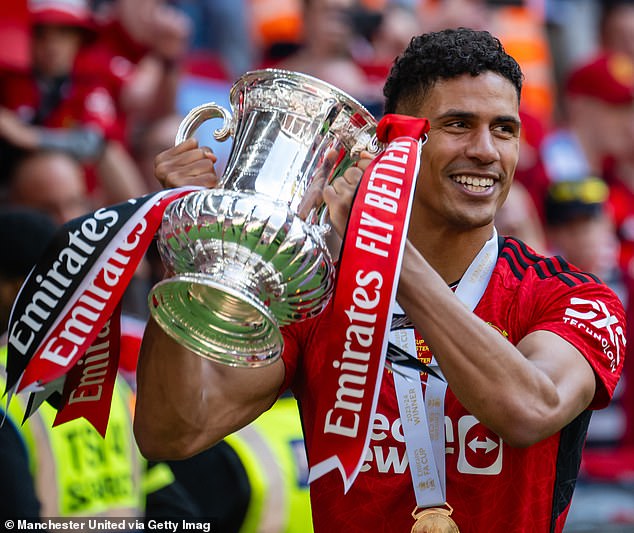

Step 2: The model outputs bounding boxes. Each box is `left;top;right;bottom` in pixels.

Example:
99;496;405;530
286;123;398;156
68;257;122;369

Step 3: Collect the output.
225;395;314;533
0;345;144;517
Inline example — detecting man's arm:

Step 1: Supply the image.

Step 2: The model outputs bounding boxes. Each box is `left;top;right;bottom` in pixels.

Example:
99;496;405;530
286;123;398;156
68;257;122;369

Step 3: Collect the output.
134;318;285;460
396;242;597;448
134;139;285;460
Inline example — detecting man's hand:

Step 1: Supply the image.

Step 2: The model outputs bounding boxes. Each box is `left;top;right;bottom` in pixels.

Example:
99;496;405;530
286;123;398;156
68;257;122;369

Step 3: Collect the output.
154;138;220;189
322;150;374;238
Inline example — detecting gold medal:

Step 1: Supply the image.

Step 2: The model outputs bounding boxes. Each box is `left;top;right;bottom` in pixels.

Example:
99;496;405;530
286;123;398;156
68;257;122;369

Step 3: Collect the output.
411;504;460;533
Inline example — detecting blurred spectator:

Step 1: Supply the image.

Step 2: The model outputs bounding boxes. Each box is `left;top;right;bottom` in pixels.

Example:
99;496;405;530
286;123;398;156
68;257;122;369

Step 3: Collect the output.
540;52;634;186
599;0;634;62
6;149;91;225
270;0;381;110
90;0;192;127
496;181;548;254
544;176;629;447
542;50;634;284
5;147;152;320
0;0;148;205
544;177;624;298
542;177;634;528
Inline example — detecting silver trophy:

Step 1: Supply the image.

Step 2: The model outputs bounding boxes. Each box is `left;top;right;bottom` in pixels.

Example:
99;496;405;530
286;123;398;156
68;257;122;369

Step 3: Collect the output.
148;69;379;367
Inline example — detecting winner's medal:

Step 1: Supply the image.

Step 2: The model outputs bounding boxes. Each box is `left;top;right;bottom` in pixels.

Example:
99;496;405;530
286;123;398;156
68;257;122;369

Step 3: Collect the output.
411;505;460;533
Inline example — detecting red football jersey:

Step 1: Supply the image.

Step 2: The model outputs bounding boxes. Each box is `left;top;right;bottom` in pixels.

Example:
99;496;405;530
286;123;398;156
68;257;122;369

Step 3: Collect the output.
281;237;626;533
607;178;634;276
0;61;123;143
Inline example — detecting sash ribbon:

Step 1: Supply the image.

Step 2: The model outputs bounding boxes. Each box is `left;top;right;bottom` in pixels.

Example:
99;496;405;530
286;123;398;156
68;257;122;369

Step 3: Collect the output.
5;186;202;435
307;114;430;491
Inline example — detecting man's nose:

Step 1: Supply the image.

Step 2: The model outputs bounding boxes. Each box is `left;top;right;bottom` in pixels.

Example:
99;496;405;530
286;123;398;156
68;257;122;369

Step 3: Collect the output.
465;129;499;163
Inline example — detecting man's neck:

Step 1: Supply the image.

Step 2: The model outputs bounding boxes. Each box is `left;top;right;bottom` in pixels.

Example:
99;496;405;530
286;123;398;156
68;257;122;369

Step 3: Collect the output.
409;223;496;284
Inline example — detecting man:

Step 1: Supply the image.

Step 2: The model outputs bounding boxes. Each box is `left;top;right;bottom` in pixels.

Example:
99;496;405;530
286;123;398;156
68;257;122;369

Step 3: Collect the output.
134;28;626;532
7;149;92;224
5;148;152;320
0;0;148;204
599;0;634;63
544;177;622;297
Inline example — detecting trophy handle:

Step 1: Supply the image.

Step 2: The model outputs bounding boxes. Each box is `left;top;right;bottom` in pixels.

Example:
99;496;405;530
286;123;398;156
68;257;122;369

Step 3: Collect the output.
175;102;233;145
317;132;383;227
350;131;382;158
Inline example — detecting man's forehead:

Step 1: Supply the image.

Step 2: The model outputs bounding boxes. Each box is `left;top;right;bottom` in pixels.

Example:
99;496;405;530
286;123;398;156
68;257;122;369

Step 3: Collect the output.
419;73;520;117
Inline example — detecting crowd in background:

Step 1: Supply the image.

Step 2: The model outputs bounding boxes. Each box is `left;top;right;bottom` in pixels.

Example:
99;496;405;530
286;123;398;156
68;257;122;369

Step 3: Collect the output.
0;0;633;530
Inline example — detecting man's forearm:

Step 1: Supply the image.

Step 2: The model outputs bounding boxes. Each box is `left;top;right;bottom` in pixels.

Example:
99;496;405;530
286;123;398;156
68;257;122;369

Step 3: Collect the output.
38;127;105;161
134;318;285;459
396;241;595;447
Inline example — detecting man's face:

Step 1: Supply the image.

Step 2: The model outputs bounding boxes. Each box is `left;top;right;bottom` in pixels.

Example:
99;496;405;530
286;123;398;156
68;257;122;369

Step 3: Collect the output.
603;5;634;61
306;0;356;54
11;152;90;224
598;101;634;160
400;72;521;234
31;24;83;77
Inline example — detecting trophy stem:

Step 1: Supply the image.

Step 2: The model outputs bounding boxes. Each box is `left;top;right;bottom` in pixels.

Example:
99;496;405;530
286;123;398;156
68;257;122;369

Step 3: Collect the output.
149;268;283;367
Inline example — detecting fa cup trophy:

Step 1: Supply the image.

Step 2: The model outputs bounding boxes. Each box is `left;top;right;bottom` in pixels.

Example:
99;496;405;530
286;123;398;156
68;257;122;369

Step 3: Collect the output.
148;69;379;367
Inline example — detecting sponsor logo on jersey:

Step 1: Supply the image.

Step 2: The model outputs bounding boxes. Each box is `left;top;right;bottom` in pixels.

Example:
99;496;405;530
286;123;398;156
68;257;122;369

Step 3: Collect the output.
563;297;625;372
361;413;503;476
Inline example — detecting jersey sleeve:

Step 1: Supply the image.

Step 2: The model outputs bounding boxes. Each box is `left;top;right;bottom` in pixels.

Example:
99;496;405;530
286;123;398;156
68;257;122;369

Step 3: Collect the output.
280;323;301;395
280;309;324;396
524;276;626;409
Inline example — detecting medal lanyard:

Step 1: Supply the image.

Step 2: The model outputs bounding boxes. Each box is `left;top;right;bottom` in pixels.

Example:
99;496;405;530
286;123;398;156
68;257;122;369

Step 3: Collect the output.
392;228;499;509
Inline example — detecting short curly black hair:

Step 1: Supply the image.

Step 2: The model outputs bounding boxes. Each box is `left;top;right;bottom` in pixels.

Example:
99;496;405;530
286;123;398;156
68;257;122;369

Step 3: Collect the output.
383;27;524;114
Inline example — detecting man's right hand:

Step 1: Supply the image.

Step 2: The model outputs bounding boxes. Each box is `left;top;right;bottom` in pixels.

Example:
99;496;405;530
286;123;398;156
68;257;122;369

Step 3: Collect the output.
154;138;219;189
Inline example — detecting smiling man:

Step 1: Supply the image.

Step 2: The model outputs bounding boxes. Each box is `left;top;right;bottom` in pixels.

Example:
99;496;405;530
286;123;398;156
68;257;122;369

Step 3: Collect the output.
134;28;626;533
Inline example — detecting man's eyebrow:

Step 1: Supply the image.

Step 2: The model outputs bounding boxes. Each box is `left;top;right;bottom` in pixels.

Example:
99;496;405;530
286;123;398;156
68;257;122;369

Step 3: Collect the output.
496;115;522;127
436;109;521;127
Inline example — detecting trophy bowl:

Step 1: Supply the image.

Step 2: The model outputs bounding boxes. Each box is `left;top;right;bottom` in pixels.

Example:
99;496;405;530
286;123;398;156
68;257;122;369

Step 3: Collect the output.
148;69;379;367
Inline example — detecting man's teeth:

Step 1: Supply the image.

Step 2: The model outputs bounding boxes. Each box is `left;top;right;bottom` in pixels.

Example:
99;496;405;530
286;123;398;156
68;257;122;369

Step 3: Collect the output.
452;175;494;190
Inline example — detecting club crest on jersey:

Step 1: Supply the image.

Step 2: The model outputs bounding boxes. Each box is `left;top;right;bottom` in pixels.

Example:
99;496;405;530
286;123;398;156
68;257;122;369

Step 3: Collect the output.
563;297;625;372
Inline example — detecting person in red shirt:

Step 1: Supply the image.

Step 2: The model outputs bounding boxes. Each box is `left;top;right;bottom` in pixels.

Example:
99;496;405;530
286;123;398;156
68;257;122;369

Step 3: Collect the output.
0;0;147;205
134;28;626;532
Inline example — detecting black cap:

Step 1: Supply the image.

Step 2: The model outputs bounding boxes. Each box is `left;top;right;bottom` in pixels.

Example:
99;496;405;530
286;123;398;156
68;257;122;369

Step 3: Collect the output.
544;177;609;226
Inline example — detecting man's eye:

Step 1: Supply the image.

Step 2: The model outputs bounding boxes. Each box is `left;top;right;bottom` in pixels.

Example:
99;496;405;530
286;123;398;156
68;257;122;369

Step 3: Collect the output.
494;124;516;137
